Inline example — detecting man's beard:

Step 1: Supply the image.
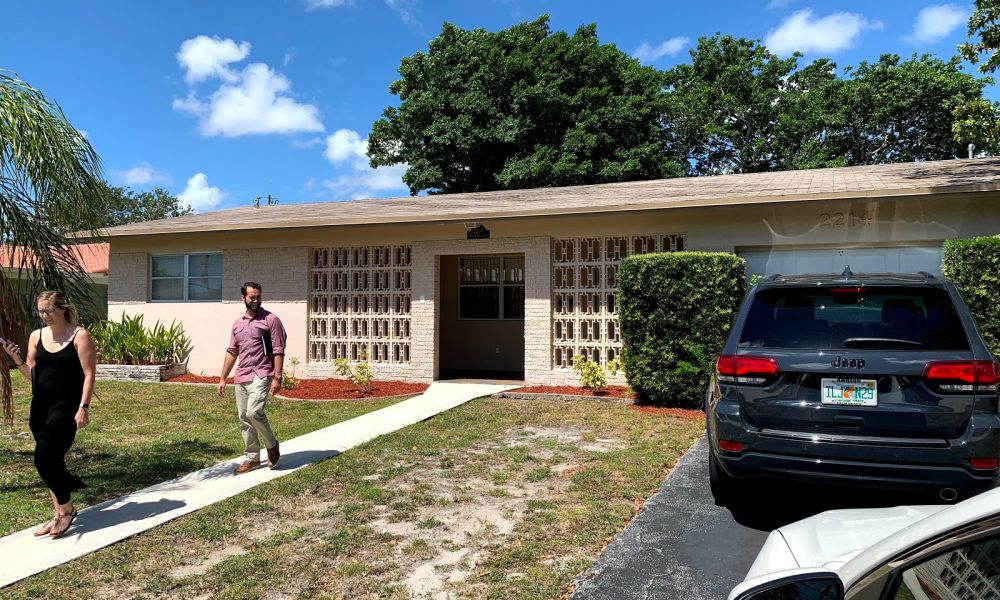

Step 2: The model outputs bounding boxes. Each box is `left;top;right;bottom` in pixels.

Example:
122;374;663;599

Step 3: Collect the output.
245;300;260;312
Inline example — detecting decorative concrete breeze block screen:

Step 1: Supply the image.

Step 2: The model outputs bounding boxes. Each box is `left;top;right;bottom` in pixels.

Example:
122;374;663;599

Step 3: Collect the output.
308;245;412;364
552;234;685;369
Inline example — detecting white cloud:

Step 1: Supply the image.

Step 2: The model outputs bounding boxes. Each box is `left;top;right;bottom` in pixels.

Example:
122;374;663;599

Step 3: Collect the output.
765;9;884;56
319;128;408;199
173;37;324;138
177;173;228;212
632;37;690;63
322;164;409;200
906;4;969;43
111;162;171;186
766;0;793;8
324;129;369;165
303;0;351;9
176;36;250;84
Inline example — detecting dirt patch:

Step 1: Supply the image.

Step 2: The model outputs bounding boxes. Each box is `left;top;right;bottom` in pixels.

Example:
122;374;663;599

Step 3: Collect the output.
357;424;623;599
510;384;634;399
166;374;428;399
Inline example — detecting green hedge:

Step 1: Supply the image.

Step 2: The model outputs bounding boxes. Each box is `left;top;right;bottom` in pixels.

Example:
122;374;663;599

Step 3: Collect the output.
942;235;1000;357
617;252;746;408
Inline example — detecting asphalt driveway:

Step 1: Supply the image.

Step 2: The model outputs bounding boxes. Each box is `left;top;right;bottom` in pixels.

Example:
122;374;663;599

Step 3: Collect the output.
569;435;766;600
570;434;933;599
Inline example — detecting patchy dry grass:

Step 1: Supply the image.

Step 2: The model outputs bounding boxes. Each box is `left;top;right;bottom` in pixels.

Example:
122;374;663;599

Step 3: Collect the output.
5;396;703;600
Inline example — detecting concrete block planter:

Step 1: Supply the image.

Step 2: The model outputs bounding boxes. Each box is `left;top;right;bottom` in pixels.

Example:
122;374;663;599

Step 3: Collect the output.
96;363;186;382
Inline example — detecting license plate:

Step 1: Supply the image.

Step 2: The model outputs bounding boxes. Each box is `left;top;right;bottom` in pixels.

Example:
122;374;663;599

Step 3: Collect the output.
821;378;877;406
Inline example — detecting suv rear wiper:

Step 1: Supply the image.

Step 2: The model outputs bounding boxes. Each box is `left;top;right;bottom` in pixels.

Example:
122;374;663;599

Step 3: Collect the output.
842;337;925;348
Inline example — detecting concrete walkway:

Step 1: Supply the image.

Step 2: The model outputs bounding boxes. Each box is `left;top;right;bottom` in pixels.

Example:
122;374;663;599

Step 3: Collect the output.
0;382;516;588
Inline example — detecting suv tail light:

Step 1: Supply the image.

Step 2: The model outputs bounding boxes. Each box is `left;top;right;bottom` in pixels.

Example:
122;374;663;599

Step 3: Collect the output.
717;354;780;385
923;360;1000;393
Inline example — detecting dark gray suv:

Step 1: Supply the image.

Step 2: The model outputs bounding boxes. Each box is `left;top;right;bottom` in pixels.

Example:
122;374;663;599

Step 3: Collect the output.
707;269;1000;503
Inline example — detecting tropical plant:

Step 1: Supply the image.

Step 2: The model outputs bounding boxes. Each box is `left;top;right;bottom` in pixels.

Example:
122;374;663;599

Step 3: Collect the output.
333;349;374;395
88;315;190;366
1;70;109;426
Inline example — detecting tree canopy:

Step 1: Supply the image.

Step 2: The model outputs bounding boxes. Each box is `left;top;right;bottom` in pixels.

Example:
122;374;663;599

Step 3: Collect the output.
960;0;1000;73
95;184;192;229
368;16;681;195
1;70;109;424
372;20;997;191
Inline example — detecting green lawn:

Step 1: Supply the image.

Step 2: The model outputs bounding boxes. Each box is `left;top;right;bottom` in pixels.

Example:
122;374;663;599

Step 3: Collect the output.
3;381;704;600
0;372;404;536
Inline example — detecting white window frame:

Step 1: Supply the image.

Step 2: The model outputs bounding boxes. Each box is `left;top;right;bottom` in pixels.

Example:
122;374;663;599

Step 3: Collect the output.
150;252;223;302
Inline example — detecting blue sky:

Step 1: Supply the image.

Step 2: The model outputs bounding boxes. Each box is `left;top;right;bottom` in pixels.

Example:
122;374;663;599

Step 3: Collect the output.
0;1;984;212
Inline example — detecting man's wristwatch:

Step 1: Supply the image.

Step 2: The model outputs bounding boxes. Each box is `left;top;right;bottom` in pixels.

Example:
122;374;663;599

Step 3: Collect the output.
277;376;284;384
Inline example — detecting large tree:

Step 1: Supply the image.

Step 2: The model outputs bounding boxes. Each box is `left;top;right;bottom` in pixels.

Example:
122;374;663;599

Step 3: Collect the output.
960;0;1000;73
368;16;681;195
834;54;989;164
662;35;843;175
1;71;108;425
95;184;192;229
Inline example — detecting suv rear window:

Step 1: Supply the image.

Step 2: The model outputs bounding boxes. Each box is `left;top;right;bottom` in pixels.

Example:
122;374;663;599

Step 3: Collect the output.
738;286;970;350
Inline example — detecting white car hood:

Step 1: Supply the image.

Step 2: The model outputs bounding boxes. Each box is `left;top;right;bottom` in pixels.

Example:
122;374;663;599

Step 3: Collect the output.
745;504;947;579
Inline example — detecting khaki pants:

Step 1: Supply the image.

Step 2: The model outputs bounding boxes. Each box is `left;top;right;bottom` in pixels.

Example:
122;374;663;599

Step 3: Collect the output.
235;375;277;460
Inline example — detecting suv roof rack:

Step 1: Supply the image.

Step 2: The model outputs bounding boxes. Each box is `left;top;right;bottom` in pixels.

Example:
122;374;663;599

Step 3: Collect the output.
766;274;782;281
918;271;936;279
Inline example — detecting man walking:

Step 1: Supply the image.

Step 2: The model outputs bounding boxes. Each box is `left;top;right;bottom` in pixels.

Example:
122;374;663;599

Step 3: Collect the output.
218;282;286;474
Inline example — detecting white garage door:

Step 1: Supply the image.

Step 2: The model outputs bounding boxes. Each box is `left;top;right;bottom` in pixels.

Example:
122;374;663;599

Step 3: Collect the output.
739;246;943;279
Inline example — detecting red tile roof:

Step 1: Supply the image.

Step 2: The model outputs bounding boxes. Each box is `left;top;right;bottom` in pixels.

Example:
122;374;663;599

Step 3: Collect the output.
0;243;109;275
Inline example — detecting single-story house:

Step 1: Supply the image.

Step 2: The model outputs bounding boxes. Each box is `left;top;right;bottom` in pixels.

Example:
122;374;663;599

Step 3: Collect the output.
101;157;1000;384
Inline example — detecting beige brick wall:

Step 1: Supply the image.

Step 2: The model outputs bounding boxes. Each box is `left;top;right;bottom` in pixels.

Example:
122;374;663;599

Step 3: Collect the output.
222;247;309;303
108;252;148;303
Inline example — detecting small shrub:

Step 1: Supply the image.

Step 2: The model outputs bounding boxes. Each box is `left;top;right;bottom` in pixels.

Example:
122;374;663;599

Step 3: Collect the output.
571;354;607;392
333;348;374;394
282;356;300;390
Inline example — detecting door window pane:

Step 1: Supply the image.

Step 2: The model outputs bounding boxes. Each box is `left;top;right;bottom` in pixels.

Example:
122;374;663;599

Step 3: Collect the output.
460;287;500;319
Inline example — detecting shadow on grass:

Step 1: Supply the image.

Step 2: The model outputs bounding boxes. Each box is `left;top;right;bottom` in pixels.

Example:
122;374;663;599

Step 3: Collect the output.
72;438;237;503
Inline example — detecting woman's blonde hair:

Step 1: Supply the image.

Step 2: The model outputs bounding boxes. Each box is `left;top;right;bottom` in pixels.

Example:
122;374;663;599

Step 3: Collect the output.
36;290;77;324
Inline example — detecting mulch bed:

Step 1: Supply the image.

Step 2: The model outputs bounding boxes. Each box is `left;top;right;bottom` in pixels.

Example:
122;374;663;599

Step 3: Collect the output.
509;384;635;399
166;374;429;400
628;405;705;421
508;385;703;421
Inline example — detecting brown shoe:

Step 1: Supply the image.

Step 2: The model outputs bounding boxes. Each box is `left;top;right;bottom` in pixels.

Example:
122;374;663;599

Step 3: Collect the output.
267;442;280;469
233;458;262;475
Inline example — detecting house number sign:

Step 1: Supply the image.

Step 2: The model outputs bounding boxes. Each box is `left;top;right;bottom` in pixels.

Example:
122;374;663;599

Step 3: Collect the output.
818;211;873;229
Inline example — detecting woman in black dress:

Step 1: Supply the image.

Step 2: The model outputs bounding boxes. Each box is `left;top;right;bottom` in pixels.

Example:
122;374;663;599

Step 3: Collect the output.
1;291;96;538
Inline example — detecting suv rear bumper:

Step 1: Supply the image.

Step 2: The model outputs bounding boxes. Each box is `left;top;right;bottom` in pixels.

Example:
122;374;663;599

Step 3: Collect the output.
715;448;999;496
709;400;1000;497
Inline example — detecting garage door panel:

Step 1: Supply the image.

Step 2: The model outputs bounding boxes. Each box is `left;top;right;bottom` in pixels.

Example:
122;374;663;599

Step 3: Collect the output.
739;246;942;278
